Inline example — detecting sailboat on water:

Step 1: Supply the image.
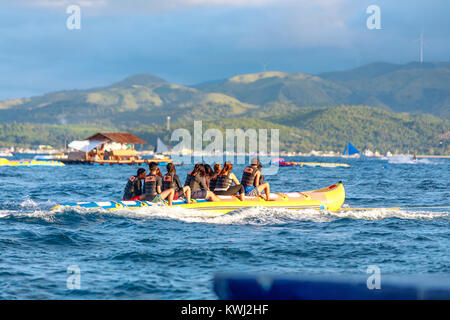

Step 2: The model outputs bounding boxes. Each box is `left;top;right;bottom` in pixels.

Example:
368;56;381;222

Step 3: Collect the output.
342;142;360;158
149;138;175;165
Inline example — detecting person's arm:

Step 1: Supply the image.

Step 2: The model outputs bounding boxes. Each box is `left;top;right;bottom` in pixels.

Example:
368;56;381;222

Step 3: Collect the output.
254;171;260;186
123;181;131;199
175;175;183;190
156;176;162;194
199;176;209;191
175;175;184;196
230;172;240;185
137;180;143;196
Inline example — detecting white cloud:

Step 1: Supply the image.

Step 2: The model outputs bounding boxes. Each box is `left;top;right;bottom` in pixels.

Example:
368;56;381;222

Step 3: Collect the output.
15;0;107;9
232;0;357;49
10;0;358;49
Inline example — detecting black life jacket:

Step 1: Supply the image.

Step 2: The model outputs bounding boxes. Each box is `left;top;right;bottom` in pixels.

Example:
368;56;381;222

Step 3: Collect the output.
241;166;257;187
144;174;158;200
162;173;176;191
214;173;232;191
209;173;218;191
123;175;142;200
189;174;207;193
184;171;193;187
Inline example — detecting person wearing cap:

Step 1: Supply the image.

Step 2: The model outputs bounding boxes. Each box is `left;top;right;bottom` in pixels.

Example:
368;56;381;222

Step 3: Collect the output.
240;158;271;200
122;168;146;201
213;161;245;201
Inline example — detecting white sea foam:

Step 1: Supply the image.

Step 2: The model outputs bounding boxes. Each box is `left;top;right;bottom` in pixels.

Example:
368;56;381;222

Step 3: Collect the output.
20;198;39;208
3;205;448;225
0;210;12;218
0;209;57;222
387;156;443;165
333;208;449;220
141;207;334;225
53;205;450;225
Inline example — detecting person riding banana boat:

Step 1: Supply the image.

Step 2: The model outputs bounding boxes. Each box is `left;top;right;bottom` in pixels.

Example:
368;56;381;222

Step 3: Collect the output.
213;161;245;201
122;168;146;201
141;162;175;205
61;158;344;212
162;163;191;204
185;163;219;202
240;158;271;201
124;159;271;205
208;163;221;192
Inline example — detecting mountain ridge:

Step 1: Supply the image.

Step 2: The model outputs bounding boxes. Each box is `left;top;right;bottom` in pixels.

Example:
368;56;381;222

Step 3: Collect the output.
0;61;449;154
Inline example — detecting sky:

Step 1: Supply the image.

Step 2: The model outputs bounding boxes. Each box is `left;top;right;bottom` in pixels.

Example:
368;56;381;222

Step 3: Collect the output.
0;0;449;100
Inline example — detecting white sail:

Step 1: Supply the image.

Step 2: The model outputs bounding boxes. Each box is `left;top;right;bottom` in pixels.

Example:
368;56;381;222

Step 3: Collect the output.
155;138;170;154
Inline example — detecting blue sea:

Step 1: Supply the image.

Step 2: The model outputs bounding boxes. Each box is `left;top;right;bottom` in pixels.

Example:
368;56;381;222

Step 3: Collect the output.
0;155;449;299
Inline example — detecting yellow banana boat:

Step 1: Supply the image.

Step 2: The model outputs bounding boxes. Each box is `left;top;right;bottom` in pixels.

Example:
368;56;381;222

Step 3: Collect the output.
52;182;345;216
0;158;65;167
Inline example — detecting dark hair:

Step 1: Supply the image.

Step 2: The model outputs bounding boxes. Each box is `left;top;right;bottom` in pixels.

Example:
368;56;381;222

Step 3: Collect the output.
219;161;233;176
137;168;146;176
204;164;213;177
192;163;206;177
166;163;176;175
213;163;221;173
149;162;158;172
257;164;262;171
191;163;201;173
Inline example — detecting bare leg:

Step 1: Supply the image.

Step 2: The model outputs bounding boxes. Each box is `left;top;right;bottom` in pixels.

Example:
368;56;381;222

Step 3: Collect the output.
206;191;220;202
238;185;245;201
257;182;271;201
183;186;191;204
160;189;174;206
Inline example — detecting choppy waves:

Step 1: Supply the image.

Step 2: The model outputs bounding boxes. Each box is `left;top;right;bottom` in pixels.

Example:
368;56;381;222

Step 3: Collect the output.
1;157;449;299
2;204;449;226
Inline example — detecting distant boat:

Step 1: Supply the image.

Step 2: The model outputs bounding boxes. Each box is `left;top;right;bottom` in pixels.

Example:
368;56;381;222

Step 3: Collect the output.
342;142;360;158
0;152;13;157
154;137;170;154
151;138;175;165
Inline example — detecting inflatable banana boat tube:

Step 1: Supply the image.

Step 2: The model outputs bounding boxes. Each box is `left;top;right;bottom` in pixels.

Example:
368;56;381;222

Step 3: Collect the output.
52;182;345;216
279;161;350;168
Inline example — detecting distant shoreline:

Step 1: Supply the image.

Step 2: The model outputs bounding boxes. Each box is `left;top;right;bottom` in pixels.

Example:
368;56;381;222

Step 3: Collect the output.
2;149;449;158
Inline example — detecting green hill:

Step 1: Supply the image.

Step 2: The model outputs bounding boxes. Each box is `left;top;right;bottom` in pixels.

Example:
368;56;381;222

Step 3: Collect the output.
133;106;450;154
0;80;258;126
2;106;448;155
194;71;352;111
268;106;449;154
0;62;449;154
194;62;450;119
319;62;450;118
1;61;449;127
0;123;114;148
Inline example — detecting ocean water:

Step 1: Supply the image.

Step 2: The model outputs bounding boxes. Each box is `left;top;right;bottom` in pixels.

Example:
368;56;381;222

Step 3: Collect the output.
0;155;449;299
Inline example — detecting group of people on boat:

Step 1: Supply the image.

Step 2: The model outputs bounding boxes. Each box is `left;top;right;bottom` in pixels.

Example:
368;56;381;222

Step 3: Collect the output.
122;158;271;205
